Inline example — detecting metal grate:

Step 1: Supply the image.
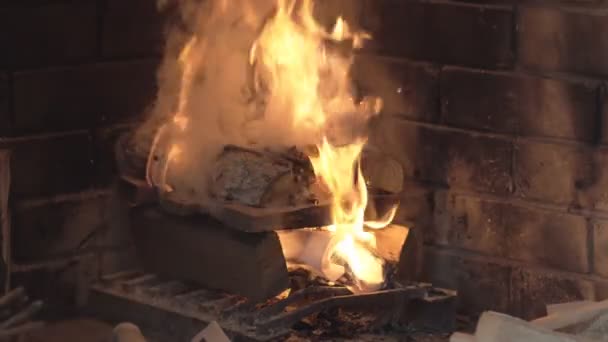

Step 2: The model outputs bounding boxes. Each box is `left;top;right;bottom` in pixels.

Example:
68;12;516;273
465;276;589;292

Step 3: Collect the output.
86;270;456;341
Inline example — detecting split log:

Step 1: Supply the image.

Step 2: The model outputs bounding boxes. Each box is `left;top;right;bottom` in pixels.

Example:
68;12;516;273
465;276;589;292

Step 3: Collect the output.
476;311;591;342
547;301;595;316
209;145;328;208
449;332;475;342
112;322;147;342
191;321;230;342
532;299;608;331
578;311;608;340
130;206;289;301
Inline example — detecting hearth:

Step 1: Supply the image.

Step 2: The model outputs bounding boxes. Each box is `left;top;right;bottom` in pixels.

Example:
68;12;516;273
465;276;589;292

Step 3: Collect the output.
88;269;455;341
85;142;458;340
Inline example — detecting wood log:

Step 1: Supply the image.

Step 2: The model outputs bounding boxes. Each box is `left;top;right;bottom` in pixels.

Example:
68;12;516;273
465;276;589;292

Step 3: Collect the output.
450;332;475;342
532;299;608;331
547;301;595;316
130;206;289;301
112;322;147;342
476;311;591;342
191;321;230;342
209;145;327;208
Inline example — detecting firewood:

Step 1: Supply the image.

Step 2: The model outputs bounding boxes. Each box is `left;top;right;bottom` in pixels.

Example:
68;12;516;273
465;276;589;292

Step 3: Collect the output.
475;311;591;342
191;321;230;342
547;301;595;315
130;207;289;301
209;145;328;208
111;322;147;342
532;299;608;331
449;332;475;342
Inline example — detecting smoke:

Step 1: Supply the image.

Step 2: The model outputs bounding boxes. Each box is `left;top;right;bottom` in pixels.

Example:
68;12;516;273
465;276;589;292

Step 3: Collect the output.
134;0;393;206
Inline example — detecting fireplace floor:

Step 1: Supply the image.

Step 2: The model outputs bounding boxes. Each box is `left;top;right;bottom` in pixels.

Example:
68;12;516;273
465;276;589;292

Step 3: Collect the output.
83;270;456;341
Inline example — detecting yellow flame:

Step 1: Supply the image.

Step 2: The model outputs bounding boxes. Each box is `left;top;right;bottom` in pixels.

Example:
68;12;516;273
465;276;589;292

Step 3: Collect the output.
148;0;394;292
252;0;388;291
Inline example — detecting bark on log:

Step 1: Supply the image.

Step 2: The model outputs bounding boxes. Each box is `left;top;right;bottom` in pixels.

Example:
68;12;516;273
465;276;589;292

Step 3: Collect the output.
209;145;327;208
130;206;289;301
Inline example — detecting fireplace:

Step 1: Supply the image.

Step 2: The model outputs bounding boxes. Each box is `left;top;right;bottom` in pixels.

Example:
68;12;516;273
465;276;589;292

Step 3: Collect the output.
0;0;607;340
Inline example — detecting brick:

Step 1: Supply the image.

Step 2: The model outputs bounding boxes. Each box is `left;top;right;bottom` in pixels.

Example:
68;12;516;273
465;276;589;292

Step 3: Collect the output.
519;7;608;76
513;141;595;207
100;247;139;276
422;248;513;316
394;183;434;227
12;196;107;262
442;66;599;141
7;134;94;198
593;220;608;277
504;205;589;274
595;281;608;301
371;117;513;194
432;193;509;257
353;56;439;122
102;0;165;57
0;73;8;131
509;267;595;320
588;149;608;211
92;126;133;187
433;194;589;273
13;60;158;134
0;2;97;67
362;1;513;68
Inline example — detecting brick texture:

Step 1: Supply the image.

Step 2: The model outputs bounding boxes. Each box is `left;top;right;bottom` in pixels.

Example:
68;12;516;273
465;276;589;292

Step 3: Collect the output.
509;267;595;320
353;56;439;122
594;220;608;277
442;66;599;141
12;60;158;134
0;2;97;67
7;134;95;198
424;247;595;319
371;117;513;194
423;248;512;315
363;1;514;68
0;73;9;134
432;193;589;273
519;7;608;76
12;193;131;263
13;196;106;262
513;141;595;208
92;126;132;188
102;0;165;58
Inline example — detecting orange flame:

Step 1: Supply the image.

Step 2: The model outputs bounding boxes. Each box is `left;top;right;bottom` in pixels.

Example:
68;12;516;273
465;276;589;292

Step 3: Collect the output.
147;0;396;292
252;0;390;291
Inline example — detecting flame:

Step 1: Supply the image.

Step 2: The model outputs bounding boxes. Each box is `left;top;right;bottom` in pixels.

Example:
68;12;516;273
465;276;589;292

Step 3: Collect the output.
251;0;391;291
147;0;397;292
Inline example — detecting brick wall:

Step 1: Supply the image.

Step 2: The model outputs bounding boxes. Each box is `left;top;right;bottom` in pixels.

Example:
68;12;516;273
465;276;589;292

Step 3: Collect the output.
0;0;162;299
2;0;606;319
357;0;608;319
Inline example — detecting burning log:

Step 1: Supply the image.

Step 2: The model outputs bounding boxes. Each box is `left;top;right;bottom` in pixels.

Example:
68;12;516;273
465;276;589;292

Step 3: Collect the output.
209;145;329;208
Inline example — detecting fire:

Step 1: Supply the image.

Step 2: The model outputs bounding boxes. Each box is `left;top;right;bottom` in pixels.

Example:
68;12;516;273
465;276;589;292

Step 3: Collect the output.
252;1;391;291
147;0;397;292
